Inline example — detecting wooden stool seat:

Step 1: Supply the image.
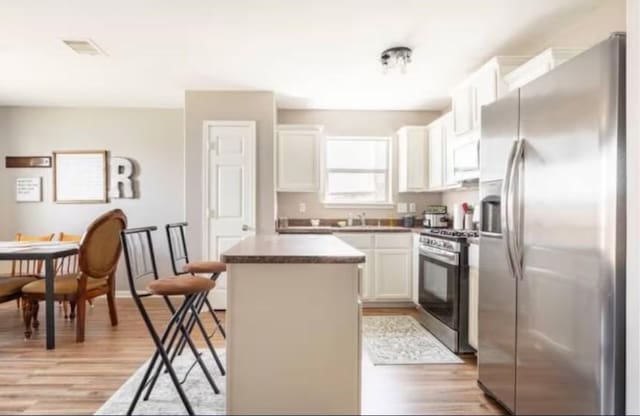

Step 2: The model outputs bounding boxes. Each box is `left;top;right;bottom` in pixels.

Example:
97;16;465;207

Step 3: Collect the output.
182;261;226;274
147;276;215;297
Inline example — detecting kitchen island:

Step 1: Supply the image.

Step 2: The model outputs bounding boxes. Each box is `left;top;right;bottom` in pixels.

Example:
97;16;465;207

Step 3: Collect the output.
221;234;365;415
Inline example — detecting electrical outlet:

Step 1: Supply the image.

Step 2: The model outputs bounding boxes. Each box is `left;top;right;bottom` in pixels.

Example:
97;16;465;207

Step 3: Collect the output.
298;202;306;213
397;203;408;214
409;202;416;213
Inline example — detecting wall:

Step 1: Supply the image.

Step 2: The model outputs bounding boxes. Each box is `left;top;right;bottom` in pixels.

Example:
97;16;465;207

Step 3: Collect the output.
184;91;276;256
627;0;639;413
276;109;442;219
502;0;626;55
0;107;184;290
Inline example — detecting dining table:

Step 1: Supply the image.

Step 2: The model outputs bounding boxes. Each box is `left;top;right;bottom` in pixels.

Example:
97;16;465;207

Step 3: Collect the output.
0;242;79;350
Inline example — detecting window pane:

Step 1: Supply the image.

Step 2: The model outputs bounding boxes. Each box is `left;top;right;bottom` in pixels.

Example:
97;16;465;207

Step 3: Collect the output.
326;172;387;203
326;139;387;170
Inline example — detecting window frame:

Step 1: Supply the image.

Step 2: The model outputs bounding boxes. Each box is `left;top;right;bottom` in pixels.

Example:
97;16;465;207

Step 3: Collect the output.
322;135;394;208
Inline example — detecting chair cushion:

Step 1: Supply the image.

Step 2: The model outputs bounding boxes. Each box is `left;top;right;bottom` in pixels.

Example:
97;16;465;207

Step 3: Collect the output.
183;261;226;274
0;277;38;297
21;274;108;295
147;276;215;296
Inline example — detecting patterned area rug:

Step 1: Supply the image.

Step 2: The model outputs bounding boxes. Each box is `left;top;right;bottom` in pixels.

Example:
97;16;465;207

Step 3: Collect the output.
95;350;226;415
362;315;463;365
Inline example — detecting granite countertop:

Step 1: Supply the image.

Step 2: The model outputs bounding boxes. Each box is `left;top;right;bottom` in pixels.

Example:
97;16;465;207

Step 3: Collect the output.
221;234;366;264
276;226;420;234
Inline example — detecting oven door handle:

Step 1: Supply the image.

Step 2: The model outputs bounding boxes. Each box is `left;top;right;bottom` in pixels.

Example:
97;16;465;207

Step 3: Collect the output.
419;247;458;265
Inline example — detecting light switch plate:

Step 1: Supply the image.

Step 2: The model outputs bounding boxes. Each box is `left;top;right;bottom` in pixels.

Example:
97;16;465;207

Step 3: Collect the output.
397;203;408;214
409;202;416;213
298;202;306;213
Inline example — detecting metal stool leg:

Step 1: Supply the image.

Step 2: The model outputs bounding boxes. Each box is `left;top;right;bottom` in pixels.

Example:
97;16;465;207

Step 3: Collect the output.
144;294;221;399
188;302;226;375
203;298;226;338
128;295;195;416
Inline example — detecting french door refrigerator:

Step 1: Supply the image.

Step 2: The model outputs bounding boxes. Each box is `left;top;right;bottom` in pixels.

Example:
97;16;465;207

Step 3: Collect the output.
478;33;626;415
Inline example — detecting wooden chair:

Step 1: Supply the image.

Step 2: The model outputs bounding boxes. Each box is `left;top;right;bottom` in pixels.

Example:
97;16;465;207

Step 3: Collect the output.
21;209;127;342
1;233;55;309
55;232;83;319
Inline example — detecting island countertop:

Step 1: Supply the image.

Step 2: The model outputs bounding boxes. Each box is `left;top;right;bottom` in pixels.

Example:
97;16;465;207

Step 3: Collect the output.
221;234;366;264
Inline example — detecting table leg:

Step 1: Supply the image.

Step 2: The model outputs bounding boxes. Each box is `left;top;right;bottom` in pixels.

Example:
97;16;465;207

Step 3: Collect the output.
44;258;55;350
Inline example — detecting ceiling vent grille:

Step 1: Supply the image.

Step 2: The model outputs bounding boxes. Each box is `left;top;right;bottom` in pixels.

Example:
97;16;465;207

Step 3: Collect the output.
62;39;105;56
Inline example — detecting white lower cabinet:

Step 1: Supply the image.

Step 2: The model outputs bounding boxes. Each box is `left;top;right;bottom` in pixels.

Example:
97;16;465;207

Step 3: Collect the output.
468;243;480;350
359;249;375;301
374;249;412;300
336;232;412;303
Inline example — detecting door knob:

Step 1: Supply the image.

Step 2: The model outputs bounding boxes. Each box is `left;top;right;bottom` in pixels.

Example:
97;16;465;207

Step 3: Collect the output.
242;224;249;231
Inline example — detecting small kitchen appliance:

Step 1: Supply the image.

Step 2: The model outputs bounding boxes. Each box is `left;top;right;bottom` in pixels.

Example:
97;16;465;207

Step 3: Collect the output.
423;205;448;228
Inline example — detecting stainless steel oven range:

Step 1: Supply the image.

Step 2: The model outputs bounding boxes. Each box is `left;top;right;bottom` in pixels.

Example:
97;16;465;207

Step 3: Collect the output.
416;229;477;354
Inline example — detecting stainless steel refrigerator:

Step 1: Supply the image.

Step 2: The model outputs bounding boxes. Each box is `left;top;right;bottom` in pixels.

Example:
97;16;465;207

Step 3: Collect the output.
478;33;626;415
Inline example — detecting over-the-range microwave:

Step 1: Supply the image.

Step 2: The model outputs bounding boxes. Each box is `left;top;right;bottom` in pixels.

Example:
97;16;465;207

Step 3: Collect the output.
452;136;479;180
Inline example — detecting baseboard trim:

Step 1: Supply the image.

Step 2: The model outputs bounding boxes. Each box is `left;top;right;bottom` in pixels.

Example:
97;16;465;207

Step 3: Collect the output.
115;290;132;298
362;301;418;309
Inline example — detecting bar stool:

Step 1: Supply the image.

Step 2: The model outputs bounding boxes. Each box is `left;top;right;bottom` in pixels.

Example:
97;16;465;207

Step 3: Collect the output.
121;226;224;416
165;222;227;352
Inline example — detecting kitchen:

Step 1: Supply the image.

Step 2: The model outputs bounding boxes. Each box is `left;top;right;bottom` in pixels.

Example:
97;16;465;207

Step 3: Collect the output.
0;1;636;415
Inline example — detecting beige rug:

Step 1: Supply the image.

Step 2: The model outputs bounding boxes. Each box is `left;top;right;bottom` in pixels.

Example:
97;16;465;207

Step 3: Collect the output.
362;315;463;365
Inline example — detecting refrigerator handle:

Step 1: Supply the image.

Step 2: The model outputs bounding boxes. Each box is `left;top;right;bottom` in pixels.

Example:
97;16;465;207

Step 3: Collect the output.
501;140;518;279
507;139;525;280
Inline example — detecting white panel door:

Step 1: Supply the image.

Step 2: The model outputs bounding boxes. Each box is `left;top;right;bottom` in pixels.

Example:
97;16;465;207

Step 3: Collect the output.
374;249;412;301
203;121;256;309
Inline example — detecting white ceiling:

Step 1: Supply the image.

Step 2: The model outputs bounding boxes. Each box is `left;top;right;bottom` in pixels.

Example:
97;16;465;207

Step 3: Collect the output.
0;0;612;110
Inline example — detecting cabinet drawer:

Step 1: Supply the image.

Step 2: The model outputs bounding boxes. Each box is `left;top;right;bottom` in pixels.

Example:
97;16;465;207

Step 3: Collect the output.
375;233;411;249
334;233;374;249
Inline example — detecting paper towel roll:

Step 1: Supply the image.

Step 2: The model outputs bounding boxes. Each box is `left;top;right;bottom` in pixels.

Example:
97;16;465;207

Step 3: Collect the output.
453;203;464;230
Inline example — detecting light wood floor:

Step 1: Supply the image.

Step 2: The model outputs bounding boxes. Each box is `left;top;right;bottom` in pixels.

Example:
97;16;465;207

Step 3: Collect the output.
0;298;503;415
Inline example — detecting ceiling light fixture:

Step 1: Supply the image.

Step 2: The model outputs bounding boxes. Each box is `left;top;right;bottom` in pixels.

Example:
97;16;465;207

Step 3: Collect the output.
381;46;412;74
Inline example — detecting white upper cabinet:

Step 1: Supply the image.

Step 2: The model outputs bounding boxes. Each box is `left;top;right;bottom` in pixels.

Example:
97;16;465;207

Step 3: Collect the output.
452;83;473;136
427;120;444;190
471;63;498;129
504;48;584;91
276;125;323;192
398;126;429;192
442;112;458;186
451;56;530;137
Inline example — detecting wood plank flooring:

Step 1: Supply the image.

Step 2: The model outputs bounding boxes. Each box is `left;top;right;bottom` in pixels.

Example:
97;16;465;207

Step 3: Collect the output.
0;299;503;415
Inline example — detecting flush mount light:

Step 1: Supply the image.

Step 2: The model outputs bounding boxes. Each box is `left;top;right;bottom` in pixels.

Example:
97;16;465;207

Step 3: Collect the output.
381;46;412;74
62;39;106;56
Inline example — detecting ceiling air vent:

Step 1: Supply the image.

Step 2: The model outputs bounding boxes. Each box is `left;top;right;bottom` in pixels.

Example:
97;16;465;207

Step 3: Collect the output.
62;39;105;56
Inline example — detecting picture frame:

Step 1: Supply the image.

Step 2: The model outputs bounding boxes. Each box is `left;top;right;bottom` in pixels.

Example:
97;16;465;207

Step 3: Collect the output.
53;150;108;203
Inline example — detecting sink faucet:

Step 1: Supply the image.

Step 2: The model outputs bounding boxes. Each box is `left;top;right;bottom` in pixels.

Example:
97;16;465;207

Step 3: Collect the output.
357;212;366;226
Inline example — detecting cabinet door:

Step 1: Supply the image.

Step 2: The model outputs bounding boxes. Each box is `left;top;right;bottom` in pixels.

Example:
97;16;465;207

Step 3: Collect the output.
452;84;473;136
277;130;320;191
428;123;444;190
442;113;458;186
472;65;498;129
412;233;420;304
398;127;428;192
360;249;375;301
374;249;412;301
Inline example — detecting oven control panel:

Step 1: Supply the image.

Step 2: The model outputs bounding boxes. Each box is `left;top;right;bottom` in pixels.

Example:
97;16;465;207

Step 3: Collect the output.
419;236;461;253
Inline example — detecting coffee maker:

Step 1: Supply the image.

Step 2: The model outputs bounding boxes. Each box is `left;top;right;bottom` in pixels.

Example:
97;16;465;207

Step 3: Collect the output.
423;205;448;228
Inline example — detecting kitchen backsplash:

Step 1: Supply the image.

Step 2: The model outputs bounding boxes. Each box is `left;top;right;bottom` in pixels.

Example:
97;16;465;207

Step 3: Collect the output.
276;192;442;220
441;189;480;214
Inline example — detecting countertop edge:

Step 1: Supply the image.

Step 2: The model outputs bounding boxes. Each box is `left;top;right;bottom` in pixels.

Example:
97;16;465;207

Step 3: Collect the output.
221;254;366;264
